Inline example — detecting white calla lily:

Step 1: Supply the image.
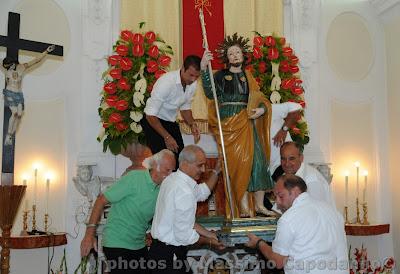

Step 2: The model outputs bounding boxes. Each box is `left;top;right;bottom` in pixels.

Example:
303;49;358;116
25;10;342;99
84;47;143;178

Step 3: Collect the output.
101;102;109;110
153;41;168;52
130;111;143;122
132;63;145;79
133;92;145;107
134;78;147;94
97;127;106;141
130;122;143;133
270;90;281;104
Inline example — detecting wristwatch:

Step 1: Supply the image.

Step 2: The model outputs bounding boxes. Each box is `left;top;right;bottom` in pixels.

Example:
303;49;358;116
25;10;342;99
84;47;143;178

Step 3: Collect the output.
282;125;289;132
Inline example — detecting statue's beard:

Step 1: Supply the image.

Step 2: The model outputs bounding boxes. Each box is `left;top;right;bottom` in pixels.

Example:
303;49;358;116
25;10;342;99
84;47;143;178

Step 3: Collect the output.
230;62;242;68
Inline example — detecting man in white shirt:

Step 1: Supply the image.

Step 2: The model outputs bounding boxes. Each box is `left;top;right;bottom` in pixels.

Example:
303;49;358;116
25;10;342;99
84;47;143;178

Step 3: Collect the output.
149;145;224;273
142;55;202;165
247;174;348;274
270;102;302;174
262;102;303;213
278;141;336;208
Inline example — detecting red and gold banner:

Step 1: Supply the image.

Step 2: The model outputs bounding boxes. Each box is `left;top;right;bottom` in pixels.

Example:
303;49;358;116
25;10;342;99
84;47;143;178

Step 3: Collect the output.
182;0;224;69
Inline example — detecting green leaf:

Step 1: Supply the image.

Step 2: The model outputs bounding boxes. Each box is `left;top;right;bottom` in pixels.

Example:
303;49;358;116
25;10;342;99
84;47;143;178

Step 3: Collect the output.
139;22;145;29
102;137;111;152
109;139;122;155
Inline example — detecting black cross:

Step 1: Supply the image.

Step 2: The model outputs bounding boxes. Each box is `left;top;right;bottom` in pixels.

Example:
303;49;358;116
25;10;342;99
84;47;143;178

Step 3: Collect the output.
1;12;64;185
0;12;63;61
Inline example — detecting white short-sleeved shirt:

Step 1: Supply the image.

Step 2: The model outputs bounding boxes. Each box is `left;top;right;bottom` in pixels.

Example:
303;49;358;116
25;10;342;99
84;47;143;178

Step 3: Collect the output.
270;102;302;173
296;163;336;208
144;69;198;122
151;169;211;246
272;193;348;274
271;163;337;214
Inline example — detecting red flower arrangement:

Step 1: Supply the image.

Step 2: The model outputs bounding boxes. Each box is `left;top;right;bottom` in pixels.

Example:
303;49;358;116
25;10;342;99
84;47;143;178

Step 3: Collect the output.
350;245;395;274
98;22;173;154
249;33;309;145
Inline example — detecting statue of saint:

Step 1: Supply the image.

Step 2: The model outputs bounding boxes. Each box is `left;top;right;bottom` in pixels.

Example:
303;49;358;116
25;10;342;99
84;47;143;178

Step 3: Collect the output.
200;34;274;217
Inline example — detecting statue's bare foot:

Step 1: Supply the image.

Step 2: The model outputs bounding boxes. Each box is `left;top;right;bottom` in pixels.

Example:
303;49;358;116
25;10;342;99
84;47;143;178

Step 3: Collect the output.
240;211;251;218
4;134;13;146
239;191;252;217
255;206;277;217
240;202;251;218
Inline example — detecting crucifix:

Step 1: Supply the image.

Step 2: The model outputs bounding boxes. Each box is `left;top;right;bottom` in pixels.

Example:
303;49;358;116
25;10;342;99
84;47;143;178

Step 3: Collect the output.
0;12;63;186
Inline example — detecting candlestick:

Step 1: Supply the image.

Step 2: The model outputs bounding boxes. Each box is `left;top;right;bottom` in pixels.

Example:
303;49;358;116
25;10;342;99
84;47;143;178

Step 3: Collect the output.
46;178;50;214
21;210;28;236
362;202;369;225
344;171;349;207
362;170;368;203
44;214;49;232
344;206;349;224
355;161;360;200
356;198;361;224
32;204;37;231
22;178;28;211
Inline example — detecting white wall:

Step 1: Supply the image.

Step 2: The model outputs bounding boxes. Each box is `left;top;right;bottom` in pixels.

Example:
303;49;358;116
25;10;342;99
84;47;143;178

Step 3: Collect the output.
383;1;400;268
319;0;395;268
0;0;398;273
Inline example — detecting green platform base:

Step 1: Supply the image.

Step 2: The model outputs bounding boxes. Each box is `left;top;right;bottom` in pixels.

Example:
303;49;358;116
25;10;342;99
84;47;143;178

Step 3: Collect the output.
197;215;278;247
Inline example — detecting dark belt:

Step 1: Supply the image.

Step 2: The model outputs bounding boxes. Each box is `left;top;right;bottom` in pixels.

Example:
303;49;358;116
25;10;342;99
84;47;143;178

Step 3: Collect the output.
152;238;171;246
151;239;188;251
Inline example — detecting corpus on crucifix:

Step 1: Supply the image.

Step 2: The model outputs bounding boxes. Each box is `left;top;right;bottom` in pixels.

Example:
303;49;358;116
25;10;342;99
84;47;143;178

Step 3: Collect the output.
0;12;63;185
2;44;55;145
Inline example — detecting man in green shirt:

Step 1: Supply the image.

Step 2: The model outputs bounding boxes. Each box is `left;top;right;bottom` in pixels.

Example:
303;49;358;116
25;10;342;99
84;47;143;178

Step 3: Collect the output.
80;149;175;274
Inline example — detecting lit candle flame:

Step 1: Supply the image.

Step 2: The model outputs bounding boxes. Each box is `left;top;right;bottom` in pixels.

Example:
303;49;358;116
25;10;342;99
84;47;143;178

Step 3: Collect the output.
32;162;42;171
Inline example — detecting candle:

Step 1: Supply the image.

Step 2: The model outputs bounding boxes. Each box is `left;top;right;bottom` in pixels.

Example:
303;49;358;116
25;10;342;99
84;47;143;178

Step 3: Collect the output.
22;177;28;211
46;177;50;214
362;170;368;203
344;171;349;207
354;161;360;200
33;168;38;205
32;163;42;206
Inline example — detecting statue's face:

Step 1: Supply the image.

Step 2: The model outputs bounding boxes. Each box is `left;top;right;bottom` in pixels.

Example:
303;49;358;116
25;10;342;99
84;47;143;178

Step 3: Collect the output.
227;45;243;66
79;166;92;182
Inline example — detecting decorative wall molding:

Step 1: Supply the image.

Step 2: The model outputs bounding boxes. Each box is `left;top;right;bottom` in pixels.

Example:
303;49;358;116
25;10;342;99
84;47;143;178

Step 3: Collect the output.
369;0;400;15
79;0;122;169
284;0;320;68
284;0;325;162
82;0;113;60
309;162;333;183
284;0;321;92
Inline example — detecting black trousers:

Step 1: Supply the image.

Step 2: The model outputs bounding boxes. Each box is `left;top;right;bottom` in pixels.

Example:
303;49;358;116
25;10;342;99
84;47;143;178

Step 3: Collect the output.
148;239;192;274
141;117;184;167
103;246;149;274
